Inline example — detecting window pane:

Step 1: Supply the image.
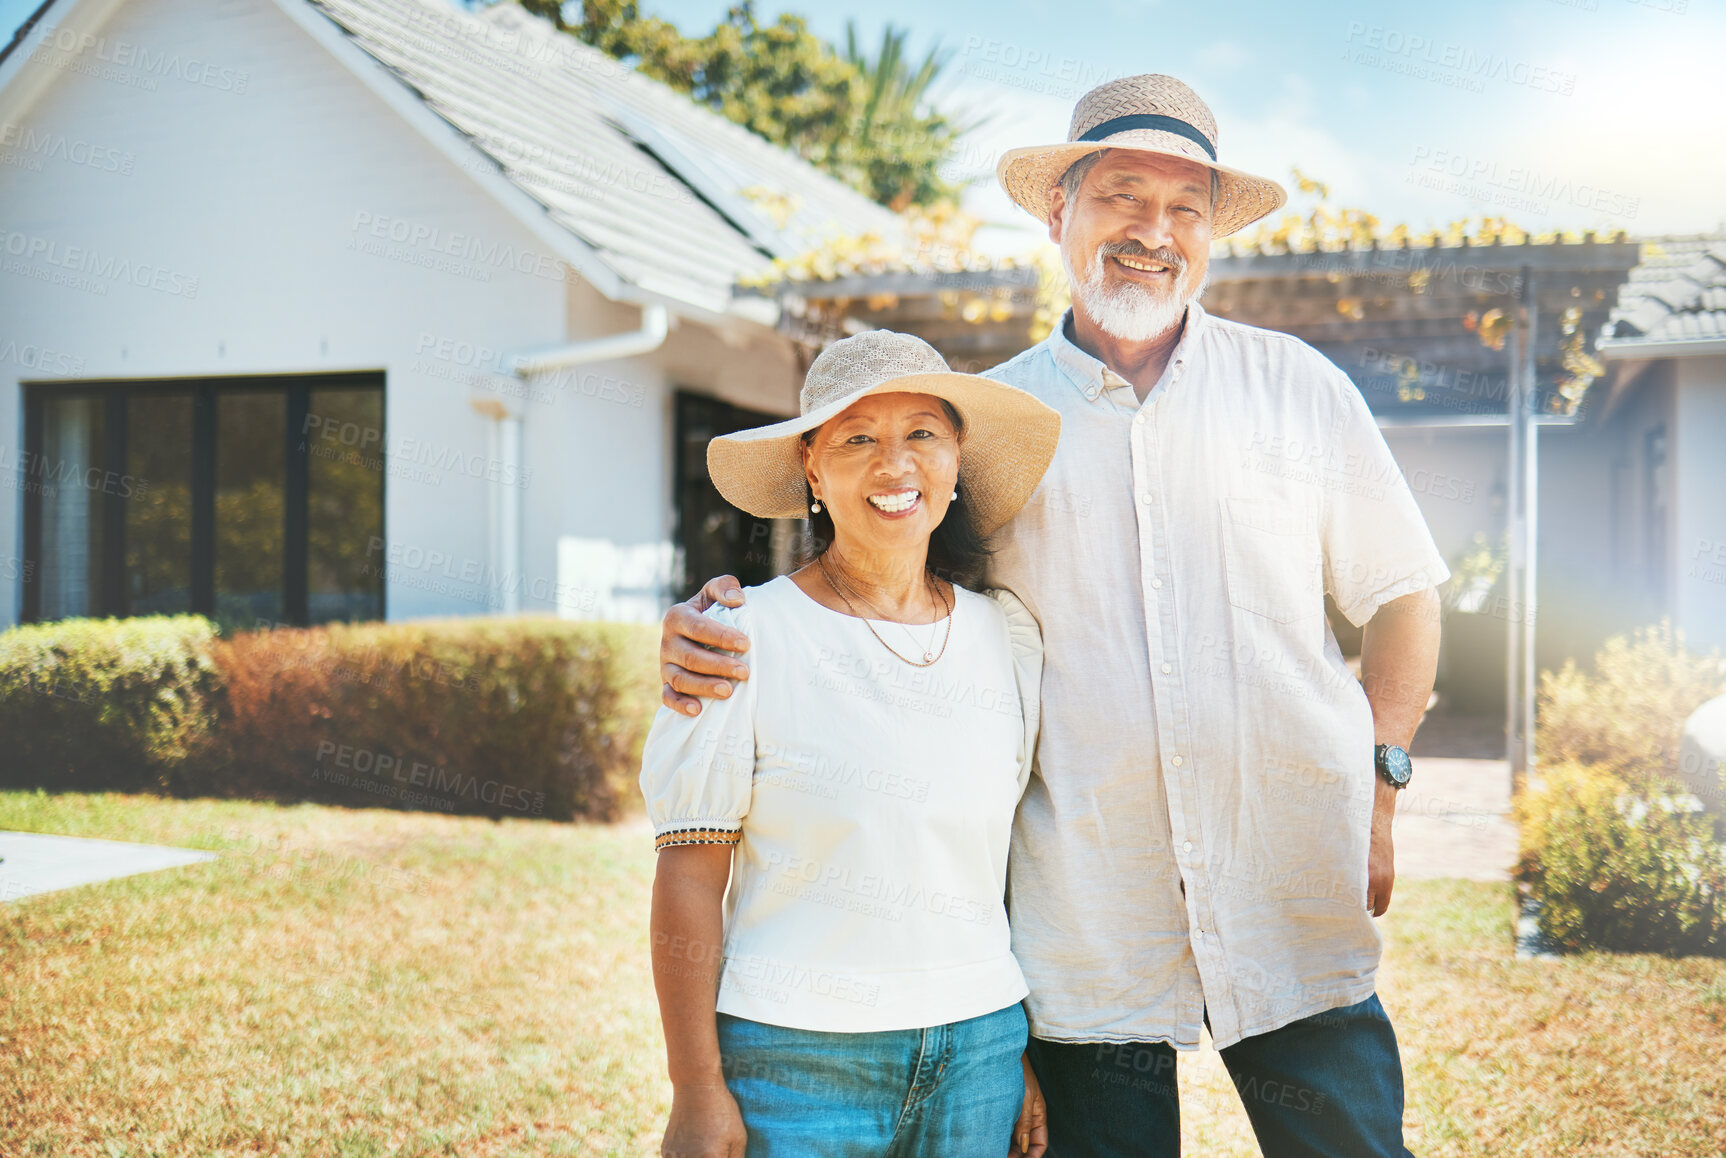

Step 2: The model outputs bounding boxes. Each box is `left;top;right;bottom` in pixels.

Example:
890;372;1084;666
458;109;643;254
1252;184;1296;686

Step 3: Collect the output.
215;390;284;630
126;392;195;616
306;387;384;623
37;395;105;620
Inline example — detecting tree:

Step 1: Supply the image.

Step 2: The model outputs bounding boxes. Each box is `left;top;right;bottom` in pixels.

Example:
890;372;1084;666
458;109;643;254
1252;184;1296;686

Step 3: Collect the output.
830;22;974;210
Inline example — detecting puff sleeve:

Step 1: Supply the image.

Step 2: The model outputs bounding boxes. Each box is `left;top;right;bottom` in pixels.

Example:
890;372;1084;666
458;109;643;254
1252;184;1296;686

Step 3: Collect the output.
637;602;758;851
984;586;1043;798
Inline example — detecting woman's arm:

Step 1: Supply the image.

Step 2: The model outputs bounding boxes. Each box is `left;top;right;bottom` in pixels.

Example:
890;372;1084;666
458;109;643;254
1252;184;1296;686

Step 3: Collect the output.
1013;1048;1048;1157
652;844;746;1158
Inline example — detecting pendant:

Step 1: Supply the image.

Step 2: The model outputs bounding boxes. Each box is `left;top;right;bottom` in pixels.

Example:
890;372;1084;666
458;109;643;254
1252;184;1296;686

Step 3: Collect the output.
923;650;935;663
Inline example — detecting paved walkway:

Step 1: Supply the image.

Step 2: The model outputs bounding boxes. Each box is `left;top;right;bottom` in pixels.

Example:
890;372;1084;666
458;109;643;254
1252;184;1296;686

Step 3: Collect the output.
1393;711;1520;881
0;831;216;904
1394;756;1518;881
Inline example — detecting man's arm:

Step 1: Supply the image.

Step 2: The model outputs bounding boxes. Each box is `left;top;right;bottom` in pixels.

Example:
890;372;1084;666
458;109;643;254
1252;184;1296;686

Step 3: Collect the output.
661;575;751;717
1357;585;1442;917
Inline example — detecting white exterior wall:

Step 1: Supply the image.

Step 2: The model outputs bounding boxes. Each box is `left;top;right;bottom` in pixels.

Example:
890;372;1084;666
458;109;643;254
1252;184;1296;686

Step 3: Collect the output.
0;0;805;628
0;0;566;624
1675;355;1726;651
547;287;801;622
1378;426;1506;566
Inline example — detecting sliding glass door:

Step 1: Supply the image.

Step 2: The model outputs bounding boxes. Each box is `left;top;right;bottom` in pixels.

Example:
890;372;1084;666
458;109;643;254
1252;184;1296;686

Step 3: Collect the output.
21;373;384;632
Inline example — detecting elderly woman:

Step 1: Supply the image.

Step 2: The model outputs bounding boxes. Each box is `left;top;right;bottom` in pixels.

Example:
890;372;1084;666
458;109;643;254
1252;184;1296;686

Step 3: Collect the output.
639;330;1061;1158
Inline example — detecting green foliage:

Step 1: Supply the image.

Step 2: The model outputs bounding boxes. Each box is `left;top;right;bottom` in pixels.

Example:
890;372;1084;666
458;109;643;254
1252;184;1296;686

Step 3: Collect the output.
0;614;661;821
1537;621;1726;785
837;22;979;211
1516;624;1726;956
529;0;967;209
0;615;226;792
1517;761;1726;956
197;616;660;821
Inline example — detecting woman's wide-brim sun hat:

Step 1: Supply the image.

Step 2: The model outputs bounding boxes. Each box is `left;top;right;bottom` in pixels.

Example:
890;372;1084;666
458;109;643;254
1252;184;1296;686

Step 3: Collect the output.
707;330;1060;536
997;73;1287;239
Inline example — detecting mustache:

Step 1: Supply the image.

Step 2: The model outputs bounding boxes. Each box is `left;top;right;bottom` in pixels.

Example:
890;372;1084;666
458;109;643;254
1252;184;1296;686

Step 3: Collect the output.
1095;241;1187;275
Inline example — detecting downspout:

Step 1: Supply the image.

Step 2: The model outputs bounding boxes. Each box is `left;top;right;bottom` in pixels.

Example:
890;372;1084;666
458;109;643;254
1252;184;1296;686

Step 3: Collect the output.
484;303;670;616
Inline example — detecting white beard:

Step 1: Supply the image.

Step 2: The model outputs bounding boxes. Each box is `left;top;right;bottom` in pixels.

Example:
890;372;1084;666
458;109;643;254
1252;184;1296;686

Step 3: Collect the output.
1063;242;1208;343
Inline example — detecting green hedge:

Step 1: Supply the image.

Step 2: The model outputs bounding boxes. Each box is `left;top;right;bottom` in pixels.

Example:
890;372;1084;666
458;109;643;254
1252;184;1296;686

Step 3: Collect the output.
0;613;659;822
1517;762;1726;956
0;615;225;793
1517;623;1726;956
1538;620;1726;782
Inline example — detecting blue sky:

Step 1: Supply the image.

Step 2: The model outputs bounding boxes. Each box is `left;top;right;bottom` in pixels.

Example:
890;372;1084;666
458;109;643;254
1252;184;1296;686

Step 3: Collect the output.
5;0;1720;256
644;0;1726;254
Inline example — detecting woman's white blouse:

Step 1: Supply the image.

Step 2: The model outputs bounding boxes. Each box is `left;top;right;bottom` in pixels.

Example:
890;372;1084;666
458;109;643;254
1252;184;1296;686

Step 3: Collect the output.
639;574;1043;1033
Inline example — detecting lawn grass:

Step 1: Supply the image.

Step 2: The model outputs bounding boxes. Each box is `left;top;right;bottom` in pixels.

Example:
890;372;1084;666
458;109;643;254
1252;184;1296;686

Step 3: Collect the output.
4;790;1724;1156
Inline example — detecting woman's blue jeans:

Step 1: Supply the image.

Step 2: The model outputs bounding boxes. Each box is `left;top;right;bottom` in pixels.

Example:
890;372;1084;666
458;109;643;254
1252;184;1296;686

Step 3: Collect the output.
717;1002;1028;1157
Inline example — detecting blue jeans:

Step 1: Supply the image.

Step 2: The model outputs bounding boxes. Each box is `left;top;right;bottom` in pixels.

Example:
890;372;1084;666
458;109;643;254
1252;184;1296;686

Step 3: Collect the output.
717;1002;1029;1157
1025;993;1413;1157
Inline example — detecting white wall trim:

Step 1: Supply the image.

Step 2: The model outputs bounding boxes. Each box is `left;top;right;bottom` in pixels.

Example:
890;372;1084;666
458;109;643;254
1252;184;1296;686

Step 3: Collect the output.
1600;337;1726;361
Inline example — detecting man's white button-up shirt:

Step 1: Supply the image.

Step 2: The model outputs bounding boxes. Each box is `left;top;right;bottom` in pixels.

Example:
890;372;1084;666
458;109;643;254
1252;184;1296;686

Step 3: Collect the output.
984;303;1451;1050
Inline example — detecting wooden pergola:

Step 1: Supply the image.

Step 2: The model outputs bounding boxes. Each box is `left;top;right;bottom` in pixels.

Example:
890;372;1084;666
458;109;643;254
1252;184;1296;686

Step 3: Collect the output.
761;266;1043;374
753;233;1644;783
1206;234;1644;783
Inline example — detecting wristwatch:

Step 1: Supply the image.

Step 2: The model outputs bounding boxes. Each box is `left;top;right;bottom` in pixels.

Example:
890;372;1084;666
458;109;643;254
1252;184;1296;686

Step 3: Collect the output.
1374;744;1413;789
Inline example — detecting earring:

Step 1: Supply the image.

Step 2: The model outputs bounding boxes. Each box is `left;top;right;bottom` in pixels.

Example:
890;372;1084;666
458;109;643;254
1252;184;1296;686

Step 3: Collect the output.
811;499;822;514
950;489;958;501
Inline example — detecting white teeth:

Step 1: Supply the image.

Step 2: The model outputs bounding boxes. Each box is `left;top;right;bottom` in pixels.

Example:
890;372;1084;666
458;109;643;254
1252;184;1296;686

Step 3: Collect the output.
867;491;920;512
1116;256;1170;272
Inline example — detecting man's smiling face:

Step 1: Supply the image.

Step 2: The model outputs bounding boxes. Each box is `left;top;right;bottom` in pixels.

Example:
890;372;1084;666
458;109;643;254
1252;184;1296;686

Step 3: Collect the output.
1048;149;1216;344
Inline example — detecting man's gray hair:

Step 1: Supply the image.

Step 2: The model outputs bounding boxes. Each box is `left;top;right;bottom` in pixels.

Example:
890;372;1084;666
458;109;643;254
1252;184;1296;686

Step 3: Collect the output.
1058;148;1221;214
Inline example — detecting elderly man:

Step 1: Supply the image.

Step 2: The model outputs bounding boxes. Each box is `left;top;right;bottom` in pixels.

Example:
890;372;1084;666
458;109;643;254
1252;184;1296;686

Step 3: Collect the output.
660;74;1447;1157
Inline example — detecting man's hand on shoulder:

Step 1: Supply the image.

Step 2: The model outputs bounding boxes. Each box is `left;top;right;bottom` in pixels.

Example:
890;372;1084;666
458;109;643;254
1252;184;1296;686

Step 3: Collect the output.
660;574;752;717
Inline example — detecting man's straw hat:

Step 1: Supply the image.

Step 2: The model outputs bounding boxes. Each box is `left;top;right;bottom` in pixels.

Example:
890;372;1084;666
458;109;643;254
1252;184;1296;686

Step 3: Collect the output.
707;330;1060;536
997;74;1286;238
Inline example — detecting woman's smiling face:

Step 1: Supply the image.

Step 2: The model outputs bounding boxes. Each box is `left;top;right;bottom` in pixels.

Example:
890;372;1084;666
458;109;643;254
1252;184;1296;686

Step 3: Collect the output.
802;391;962;557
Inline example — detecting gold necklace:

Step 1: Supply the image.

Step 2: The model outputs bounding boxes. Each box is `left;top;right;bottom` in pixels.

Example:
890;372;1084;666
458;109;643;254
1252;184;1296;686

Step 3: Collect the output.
816;553;953;667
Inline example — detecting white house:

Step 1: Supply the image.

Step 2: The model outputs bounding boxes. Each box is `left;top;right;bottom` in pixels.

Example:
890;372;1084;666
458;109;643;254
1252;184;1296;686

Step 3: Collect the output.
1201;231;1726;716
1592;235;1726;650
0;0;901;631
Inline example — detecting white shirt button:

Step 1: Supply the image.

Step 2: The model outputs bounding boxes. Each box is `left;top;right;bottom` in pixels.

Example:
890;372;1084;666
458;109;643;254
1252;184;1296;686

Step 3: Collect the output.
1172;755;1184;767
1140;493;1152;505
1161;662;1173;674
1134;413;1145;425
1182;840;1194;853
1150;578;1163;589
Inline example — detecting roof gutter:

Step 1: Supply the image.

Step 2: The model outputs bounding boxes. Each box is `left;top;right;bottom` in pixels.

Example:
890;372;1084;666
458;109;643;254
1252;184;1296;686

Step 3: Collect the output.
510;303;671;377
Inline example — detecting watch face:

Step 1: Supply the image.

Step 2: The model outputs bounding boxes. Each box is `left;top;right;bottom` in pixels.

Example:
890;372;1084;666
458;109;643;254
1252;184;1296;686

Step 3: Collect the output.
1380;745;1413;786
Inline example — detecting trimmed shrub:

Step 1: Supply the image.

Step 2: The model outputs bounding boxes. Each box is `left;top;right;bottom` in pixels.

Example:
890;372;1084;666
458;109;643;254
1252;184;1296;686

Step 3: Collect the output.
0;615;225;792
1537;621;1726;785
1517;761;1726;956
0;612;660;822
191;615;659;821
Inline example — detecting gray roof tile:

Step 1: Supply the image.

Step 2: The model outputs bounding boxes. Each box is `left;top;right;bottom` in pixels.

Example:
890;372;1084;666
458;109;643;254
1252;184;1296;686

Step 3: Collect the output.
1603;234;1726;347
309;0;902;311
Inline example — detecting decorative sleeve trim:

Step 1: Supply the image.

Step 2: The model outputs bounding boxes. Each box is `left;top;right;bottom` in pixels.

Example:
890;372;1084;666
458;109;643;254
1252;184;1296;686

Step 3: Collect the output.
655;826;743;852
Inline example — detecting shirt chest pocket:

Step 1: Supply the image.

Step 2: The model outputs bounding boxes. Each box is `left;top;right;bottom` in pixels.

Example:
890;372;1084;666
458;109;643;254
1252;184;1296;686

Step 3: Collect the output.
1218;497;1323;624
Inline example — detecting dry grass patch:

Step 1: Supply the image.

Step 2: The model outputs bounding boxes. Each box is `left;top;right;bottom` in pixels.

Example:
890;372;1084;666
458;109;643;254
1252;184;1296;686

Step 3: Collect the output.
4;793;1723;1156
3;791;667;1156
